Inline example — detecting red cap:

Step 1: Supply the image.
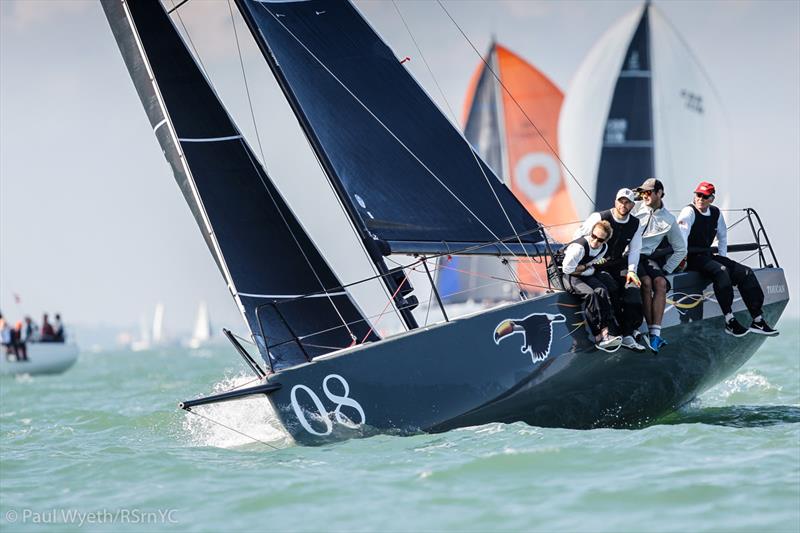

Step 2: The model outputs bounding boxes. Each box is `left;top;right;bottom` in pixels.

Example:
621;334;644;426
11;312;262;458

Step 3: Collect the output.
695;181;716;196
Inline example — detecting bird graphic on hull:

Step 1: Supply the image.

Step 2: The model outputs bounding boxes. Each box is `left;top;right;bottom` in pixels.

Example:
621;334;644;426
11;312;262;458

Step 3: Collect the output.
493;313;566;363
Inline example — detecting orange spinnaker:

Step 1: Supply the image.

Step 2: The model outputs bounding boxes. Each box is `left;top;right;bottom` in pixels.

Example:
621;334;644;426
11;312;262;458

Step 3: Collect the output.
463;44;578;291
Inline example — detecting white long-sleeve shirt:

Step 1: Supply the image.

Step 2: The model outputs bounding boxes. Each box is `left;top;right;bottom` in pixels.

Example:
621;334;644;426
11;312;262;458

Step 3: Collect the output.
676;206;728;256
573;210;644;272
561;237;606;277
632;201;687;274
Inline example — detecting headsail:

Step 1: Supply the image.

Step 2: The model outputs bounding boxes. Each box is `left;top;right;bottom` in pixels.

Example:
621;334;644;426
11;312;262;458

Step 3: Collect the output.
234;0;544;257
560;3;728;216
440;43;574;303
102;0;378;369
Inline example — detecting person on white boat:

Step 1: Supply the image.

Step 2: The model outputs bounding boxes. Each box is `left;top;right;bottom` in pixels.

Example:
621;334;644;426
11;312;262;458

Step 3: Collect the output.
23;316;39;343
0;313;12;357
556;220;622;351
53;313;64;342
677;181;778;337
574;188;646;352
12;321;28;361
41;313;56;342
632;178;687;353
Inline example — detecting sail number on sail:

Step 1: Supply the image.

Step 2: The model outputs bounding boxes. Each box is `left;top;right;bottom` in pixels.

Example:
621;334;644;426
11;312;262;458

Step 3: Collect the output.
290;375;366;436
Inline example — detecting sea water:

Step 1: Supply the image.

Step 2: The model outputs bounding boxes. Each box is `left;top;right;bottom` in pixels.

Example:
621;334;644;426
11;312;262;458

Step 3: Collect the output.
1;321;798;532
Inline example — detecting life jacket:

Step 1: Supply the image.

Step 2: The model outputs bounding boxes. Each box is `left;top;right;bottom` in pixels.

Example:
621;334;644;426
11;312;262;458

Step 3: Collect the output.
687;204;720;255
599;209;640;262
548;238;608;290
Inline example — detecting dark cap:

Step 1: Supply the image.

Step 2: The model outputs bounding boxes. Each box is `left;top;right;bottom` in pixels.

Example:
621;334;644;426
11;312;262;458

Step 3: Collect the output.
635;178;664;192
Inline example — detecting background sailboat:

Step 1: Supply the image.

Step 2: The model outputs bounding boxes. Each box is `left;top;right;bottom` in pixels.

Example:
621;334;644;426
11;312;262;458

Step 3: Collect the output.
440;42;578;305
186;301;212;349
559;2;728;215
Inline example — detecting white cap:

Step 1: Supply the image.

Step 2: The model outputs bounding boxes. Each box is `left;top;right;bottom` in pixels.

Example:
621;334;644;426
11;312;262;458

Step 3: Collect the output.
616;188;636;202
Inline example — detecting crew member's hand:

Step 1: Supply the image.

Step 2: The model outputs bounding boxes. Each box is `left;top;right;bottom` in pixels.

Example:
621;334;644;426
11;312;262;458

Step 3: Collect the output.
626;270;641;288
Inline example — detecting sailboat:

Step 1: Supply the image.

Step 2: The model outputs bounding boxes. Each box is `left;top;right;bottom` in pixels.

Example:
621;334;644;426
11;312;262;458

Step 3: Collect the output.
439;42;577;305
559;1;728;213
1;342;79;376
103;0;788;445
130;303;165;351
186;302;212;349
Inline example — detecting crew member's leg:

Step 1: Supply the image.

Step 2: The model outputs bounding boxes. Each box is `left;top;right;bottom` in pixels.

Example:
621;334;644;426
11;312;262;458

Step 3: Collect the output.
563;275;602;336
640;274;653;326
597;270;622;336
690;255;734;316
623;280;644;336
639;258;671;351
714;255;777;335
563;274;618;347
690;255;749;336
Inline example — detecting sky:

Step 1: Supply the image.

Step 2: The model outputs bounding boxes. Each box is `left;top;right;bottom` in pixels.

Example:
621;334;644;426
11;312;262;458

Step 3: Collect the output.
1;0;798;339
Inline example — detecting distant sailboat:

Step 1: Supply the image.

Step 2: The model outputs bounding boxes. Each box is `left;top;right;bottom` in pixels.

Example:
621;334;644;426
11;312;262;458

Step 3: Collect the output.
129;312;151;352
440;42;577;304
152;302;165;345
187;302;212;349
129;303;166;351
559;2;728;214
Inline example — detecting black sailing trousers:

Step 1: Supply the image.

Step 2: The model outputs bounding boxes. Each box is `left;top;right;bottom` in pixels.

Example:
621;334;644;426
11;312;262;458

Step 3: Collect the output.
596;264;644;337
687;254;764;317
561;272;617;336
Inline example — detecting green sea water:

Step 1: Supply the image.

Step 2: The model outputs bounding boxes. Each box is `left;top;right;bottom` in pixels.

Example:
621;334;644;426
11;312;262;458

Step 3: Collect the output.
1;320;798;532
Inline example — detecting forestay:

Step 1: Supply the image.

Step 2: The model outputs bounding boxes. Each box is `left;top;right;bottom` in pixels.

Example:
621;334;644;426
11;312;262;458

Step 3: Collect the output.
102;0;378;369
235;0;544;257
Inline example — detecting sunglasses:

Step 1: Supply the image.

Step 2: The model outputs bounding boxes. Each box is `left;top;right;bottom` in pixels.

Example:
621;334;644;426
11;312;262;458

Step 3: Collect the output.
640;189;661;197
695;192;712;200
590;233;607;243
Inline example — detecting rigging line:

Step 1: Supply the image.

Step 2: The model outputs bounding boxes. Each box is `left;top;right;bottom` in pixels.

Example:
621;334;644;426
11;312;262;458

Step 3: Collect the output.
257;4;540;270
168;0;210;80
167;0;191;15
360;275;409;344
390;0;545;289
231;331;257;346
182;408;280;450
226;0;268;168
436;0;596;208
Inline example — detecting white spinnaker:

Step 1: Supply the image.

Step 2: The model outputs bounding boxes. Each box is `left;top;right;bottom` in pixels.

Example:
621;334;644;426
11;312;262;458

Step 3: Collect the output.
558;4;645;218
650;6;729;208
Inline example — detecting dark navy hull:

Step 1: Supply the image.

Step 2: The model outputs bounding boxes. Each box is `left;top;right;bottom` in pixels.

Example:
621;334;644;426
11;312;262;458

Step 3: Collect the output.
265;268;789;445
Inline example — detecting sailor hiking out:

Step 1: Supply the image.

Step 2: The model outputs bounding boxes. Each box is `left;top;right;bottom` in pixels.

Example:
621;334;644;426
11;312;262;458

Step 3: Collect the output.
574;188;647;352
554;220;622;351
677;181;778;337
632;178;688;353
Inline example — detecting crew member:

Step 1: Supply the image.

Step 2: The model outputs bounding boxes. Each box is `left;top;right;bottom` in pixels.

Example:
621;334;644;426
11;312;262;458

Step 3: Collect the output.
574;188;646;352
557;220;621;351
677;181;778;336
633;178;687;353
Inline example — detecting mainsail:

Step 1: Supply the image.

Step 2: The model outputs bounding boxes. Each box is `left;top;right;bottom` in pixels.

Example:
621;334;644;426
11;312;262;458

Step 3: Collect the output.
234;0;544;258
560;2;728;216
102;0;378;368
440;43;577;303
